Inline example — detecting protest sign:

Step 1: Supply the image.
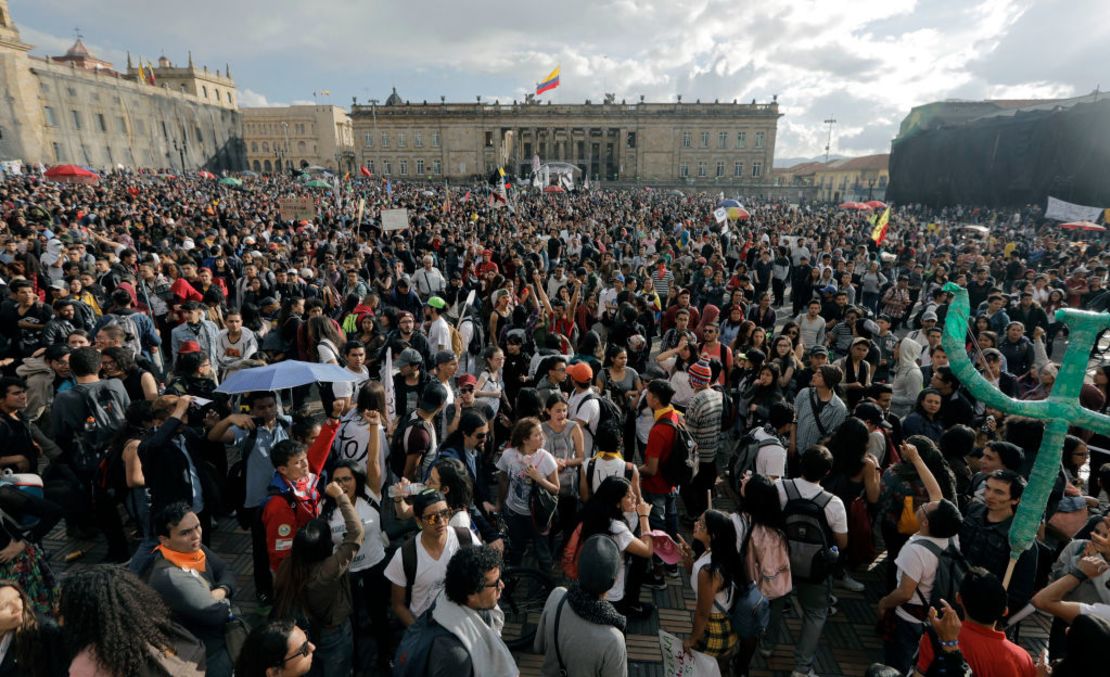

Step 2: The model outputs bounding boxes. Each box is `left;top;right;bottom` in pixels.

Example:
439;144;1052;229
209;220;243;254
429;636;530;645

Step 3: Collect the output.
381;208;410;231
277;196;315;221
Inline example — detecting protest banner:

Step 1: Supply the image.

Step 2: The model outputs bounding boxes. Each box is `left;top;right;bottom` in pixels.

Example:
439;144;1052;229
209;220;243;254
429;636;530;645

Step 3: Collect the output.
381;208;410;231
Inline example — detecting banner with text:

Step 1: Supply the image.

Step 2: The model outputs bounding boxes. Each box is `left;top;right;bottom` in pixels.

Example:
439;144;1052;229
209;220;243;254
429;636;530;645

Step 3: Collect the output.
1046;196;1103;223
277;196;315;222
381;208;410;231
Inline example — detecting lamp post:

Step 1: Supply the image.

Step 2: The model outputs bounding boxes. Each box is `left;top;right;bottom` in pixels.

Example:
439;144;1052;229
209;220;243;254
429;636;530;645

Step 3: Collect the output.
823;118;837;164
868;178;875;201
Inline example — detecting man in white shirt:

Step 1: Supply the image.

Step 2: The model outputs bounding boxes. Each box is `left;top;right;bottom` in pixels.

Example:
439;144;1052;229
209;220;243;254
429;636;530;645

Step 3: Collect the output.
776;445;848;677
413;255;446;297
753;403;795;481
425;296;452;355
331;340;371;414
566;362;600;455
546;263;570;300
598;274;623;321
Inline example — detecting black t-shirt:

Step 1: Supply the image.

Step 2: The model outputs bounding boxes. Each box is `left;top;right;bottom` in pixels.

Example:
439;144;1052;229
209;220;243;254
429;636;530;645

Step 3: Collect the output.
0;413;37;473
0;302;54;358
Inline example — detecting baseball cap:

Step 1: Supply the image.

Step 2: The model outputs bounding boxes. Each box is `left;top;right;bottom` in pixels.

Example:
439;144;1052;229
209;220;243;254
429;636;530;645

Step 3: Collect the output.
457;373;478;387
648;530;683;565
922;310;938;322
809;345;829;357
566;362;593;384
178;340;202;355
854;402;892;430
396;348;423;368
426;296;447;309
48;279;66;291
434;350;457;366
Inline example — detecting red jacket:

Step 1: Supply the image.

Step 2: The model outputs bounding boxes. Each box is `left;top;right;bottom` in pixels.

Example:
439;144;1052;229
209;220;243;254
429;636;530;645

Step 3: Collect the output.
262;417;340;573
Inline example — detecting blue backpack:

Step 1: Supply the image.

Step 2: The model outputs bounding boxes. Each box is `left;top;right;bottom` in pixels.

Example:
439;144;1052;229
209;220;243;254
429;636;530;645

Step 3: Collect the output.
393;604;455;677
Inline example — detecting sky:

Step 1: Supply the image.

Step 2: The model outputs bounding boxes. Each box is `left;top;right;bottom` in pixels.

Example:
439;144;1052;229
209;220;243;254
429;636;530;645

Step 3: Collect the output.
12;0;1109;161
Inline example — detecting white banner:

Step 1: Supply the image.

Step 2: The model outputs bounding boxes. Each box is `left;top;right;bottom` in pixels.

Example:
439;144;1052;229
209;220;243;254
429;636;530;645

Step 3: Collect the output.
381;208;410;231
658;630;721;677
1046;196;1103;223
713;207;728;224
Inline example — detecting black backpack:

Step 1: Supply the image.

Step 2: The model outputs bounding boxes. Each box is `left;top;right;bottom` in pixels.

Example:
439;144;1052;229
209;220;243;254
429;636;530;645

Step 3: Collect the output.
573;392;623;439
389;412;432;480
913;539;969;611
392;604;456;677
727;427;784;491
712;384;736;432
656;416;697;486
460;316;484;357
71;383;128;477
782;479;837;583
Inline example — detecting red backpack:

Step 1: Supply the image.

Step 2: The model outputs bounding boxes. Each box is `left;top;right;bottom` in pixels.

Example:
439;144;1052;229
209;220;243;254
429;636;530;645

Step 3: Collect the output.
560;523;584;579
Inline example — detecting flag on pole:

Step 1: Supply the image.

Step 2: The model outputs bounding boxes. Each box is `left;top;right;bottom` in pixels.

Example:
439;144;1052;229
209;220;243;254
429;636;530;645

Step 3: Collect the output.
536;66;560;95
870;207;891;245
145;62;156;85
382;348;396;424
137;60;147;84
359;165;372;178
442;183;451;213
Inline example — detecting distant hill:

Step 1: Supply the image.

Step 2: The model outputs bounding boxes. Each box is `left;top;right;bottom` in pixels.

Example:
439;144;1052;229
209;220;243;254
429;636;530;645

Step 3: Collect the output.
774;154;847;169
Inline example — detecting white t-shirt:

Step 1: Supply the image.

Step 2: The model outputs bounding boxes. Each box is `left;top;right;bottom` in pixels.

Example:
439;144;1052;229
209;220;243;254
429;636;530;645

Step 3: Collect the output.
893;534;956;623
428;316;452;354
384;527;470;618
775;478;848;535
568;389;601;449
332;366;370;401
329;494;388;572
603;519;637;603
317;339;340;365
495;447;559;516
753;429;787;479
1079;602;1110;622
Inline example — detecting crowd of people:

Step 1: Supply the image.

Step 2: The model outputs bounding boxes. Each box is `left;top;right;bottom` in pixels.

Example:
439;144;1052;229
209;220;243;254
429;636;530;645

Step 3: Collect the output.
0;165;1106;676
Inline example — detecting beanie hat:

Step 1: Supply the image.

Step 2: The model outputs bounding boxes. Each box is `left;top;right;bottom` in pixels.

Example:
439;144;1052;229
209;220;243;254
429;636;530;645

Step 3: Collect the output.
577;535;621;595
687;360;712;388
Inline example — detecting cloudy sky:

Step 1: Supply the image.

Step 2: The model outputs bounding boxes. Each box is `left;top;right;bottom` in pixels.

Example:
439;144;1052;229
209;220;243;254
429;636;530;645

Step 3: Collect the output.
12;0;1109;160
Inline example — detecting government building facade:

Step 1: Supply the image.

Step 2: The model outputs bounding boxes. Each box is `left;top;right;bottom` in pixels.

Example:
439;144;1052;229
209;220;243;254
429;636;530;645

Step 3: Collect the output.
0;0;243;171
349;89;781;184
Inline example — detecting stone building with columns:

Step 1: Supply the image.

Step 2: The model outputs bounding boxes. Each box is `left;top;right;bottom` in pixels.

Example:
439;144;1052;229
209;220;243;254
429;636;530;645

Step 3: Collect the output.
349;89;780;184
241;105;355;174
0;0;243;171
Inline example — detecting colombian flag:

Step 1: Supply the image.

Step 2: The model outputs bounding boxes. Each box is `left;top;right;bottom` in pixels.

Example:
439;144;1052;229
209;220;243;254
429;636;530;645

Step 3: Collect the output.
536;66;560;96
871;207;891;245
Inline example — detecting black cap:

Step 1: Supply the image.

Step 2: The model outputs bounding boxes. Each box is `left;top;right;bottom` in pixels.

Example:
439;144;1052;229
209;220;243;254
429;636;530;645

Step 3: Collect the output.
854;402;892;429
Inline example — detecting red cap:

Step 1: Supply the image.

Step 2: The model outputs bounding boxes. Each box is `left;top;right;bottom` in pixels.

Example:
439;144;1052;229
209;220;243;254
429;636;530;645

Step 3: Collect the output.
457;373;478;387
178;340;202;354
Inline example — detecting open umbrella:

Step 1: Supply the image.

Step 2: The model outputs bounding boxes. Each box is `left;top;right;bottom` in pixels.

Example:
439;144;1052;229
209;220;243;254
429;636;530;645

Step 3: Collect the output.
44;164;98;185
839;201;870;210
731;207;751;221
218;177;243;188
717;198;742;209
197;170;217;180
216;360;361;394
239;170;260;177
542;185;565;193
306;179;331;189
865;200;887;209
1061;221;1105;232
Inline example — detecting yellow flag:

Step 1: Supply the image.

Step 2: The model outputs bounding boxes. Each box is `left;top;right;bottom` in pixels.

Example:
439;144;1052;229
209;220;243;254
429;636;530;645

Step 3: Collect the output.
870;207;891;245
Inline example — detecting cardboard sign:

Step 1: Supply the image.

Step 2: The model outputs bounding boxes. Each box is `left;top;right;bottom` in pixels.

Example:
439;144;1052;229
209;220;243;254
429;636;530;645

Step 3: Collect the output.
658;630;720;677
713;207;728;223
278;196;315;222
381;208;410;232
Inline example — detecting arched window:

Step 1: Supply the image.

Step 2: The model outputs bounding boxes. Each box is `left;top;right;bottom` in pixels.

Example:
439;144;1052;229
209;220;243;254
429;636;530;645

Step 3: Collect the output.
214;88;220;101
202;86;208;98
263;159;272;172
252;160;261;171
251;142;258;153
262;142;269;152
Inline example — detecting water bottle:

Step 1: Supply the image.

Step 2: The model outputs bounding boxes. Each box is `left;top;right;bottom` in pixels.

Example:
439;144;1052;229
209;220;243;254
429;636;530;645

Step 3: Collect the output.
387;482;426;499
829;545;840;563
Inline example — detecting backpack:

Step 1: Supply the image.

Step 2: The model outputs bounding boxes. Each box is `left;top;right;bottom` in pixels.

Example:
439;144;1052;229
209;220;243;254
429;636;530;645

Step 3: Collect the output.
227;418;292;526
0;471;44;532
448;323;465;359
392;604;456;677
728;427;783;492
460;317;484;357
713;384;736;432
572;392;623;440
399;526;473;607
744;521;792;600
913;539;969;611
585;457;634;493
390;412;432;477
71;383;127;477
781;479;837;583
655;416;697;486
104;312;143;357
560;523;585;579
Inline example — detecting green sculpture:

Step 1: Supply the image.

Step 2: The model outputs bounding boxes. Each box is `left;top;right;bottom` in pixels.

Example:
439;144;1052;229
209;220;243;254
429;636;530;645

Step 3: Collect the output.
941;282;1110;586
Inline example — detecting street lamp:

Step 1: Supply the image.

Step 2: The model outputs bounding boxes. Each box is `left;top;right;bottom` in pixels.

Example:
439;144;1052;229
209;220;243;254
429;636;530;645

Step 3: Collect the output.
823;118;837;164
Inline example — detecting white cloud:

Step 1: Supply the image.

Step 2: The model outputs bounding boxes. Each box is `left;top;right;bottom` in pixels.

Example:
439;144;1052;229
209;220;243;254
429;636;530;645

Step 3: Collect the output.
11;0;1108;159
237;88;283;108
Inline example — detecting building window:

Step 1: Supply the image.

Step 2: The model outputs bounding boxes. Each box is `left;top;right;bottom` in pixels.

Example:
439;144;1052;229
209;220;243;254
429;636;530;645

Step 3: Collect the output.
484;131;494;147
297;141;306;153
94;113;107;132
262;142;269;152
105;146;113;163
383;161;392;175
736;131;746;148
70;110;82;130
52;143;62;161
381;133;389;147
365;161;374;174
252;160;261;171
718;132;728;149
432;160;441;175
43;106;57;126
66;87;76;97
227;92;233;104
432;131;440;147
363;132;373;146
80;144;91;165
627;131;636;148
195;127;203;143
752;162;762;178
716;161;725;178
214;88;220;101
398;133;406;148
681;131;691;148
700;131;709;148
697;161;707;177
734;161;743;177
263;159;272;172
679;163;689;178
399;160;408;175
416;159;425;175
202;86;208;98
414;132;423;147
251;142;258;153
755;131;765;148
117;117;127;133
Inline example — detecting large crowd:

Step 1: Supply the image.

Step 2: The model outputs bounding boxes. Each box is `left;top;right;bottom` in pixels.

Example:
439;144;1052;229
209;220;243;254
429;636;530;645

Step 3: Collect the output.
0;166;1105;677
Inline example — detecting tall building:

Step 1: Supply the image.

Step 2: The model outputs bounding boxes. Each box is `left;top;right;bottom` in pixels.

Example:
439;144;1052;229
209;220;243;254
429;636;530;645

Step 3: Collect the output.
349;89;781;183
0;0;243;170
241;105;355;174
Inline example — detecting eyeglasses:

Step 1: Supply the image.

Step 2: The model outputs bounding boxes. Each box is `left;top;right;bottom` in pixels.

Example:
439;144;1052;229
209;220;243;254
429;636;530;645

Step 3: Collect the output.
422;509;452;525
282;640;312;664
481;576;503;589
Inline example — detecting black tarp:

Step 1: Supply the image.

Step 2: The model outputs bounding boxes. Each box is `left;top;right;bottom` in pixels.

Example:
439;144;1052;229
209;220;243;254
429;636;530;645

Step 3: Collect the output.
887;98;1110;208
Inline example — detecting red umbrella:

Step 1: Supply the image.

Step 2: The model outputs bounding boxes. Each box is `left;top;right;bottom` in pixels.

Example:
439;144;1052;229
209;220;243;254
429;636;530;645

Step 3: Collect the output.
1061;221;1105;232
542;185;565;193
734;207;751;221
865;200;887;209
197;170;217;180
44;164;98;185
839;201;870;210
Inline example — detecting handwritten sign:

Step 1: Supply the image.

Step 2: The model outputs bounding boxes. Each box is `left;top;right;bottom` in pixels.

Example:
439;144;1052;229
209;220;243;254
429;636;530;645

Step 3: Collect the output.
381;208;410;232
278;196;315;222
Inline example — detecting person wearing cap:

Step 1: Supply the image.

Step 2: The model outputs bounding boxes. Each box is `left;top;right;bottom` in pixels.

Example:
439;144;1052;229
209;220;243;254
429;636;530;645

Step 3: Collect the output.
906;309;938;350
566;362;601;455
535;534;631;676
412;255;446;298
794;344;829;393
392;346;430;426
397;382;448;481
424;296;452;356
170;301;219;373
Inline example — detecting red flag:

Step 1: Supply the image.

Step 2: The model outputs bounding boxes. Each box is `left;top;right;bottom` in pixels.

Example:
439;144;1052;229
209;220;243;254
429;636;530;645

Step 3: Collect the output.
462;190;471;203
359;165;372;177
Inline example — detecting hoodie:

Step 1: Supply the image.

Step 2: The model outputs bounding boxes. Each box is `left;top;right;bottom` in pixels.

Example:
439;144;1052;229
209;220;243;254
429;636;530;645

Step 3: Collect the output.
890;337;924;419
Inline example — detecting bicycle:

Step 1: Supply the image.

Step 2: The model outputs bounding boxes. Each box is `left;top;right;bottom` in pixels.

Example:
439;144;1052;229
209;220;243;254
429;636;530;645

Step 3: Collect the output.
499;564;555;650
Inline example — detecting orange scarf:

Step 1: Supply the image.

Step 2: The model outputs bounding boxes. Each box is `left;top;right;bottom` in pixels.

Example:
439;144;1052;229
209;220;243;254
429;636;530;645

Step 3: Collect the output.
155;544;207;573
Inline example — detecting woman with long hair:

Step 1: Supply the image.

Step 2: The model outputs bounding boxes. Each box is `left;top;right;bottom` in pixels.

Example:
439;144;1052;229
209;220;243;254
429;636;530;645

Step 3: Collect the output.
730;319;756;352
115;400;156;538
572;476;654;618
770;334;803;399
273;481;363;677
677;510;743;671
541;393;585;554
235;619;315;677
597;345;643;416
101;346;159;402
495;417;559;572
61;565;207;676
0;579;64;676
719;304;747;349
901;388;945;443
734;474;790;673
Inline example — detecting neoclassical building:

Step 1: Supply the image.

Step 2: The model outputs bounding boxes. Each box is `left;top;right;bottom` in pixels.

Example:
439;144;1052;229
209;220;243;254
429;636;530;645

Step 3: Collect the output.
242;105;356;174
349;89;781;183
0;0;243;171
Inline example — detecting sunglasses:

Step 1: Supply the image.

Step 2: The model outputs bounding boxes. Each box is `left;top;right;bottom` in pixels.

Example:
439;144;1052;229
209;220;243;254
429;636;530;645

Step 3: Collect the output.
422;509;452;525
474;432;489;439
481;576;504;589
460;386;475;393
283;640;312;664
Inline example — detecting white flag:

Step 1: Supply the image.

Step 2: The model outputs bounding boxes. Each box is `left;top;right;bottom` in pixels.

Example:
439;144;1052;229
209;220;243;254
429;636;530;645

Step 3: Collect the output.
713;207;728;223
383;348;396;425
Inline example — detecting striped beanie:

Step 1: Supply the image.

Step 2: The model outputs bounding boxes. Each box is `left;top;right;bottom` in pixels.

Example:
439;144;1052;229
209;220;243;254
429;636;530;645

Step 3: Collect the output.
688;360;713;388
